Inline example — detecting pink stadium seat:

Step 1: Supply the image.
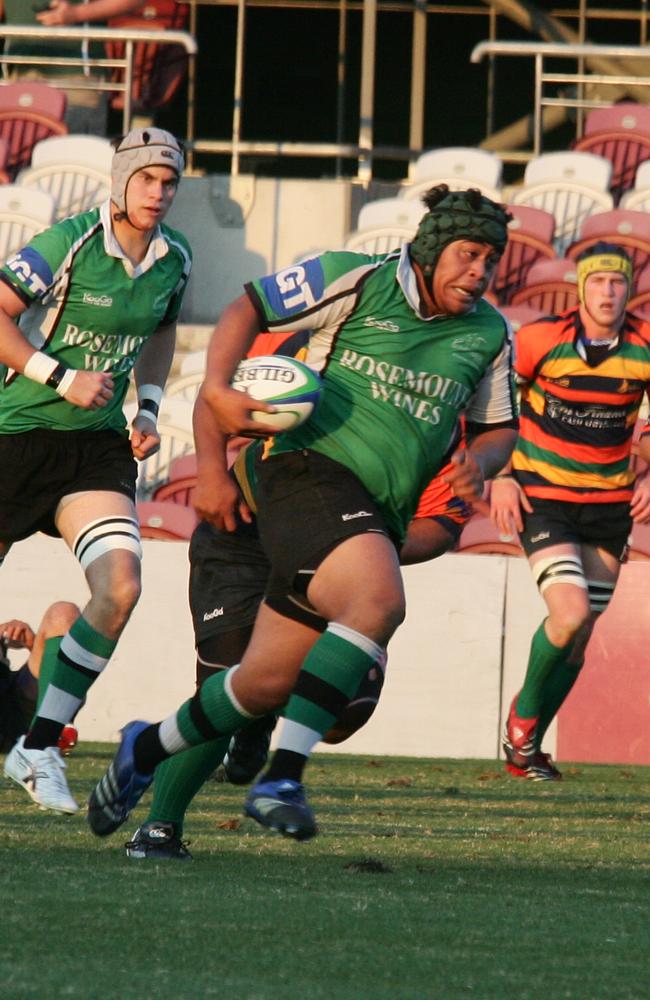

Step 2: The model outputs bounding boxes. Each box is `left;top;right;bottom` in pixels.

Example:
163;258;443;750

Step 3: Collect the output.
500;303;544;330
524;256;578;285
574;130;650;205
626;262;650;319
455;514;524;556
582;103;650;137
137;500;198;540
490;205;556;306
0;82;68;178
510;256;578;316
510;278;579;314
567;209;650;285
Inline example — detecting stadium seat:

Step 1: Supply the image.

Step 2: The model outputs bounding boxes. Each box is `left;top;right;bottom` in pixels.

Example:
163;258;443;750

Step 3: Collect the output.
356;197;424;232
400;146;503;203
510;280;579;314
574;129;650;206
628;520;650;560
124;397;195;498
619;159;650;213
0;82;68;178
500;303;544;331
455;514;524;556
164;372;205;405
574;103;650;204
566;209;650;285
489;205;556;306
0;183;56;260
510;256;579;313
16;134;112;221
106;0;190;115
523;256;579;285
508;151;614;255
137;500;198;540
0;138;10;185
343;224;415;255
152;451;198;506
628;264;650;319
582;102;650;137
179;349;206;376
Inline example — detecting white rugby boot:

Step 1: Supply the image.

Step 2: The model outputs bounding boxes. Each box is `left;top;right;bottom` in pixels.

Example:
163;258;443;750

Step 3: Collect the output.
4;735;79;814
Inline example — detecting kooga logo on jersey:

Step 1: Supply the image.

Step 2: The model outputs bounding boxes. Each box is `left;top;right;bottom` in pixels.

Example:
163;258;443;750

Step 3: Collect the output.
83;293;113;307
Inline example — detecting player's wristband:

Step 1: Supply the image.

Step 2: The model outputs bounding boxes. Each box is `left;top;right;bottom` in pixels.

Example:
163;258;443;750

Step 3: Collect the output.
24;352;78;398
23;351;60;385
136;383;163;424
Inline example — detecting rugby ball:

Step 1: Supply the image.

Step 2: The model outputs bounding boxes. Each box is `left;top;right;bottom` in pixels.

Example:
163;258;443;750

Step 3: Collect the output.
231;354;322;431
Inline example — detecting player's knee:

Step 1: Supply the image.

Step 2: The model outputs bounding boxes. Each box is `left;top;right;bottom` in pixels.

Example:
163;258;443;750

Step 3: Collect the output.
91;572;142;631
40;601;80;639
112;572;142;620
548;602;592;646
358;593;405;642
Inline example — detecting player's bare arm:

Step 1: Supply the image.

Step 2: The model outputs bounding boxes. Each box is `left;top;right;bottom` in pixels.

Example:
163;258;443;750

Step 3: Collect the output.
444;425;517;503
201;296;279;437
192;395;252;530
130;322;177;460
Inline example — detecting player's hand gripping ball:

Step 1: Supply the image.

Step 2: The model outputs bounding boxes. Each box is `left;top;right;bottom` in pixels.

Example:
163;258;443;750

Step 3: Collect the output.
231;355;322;432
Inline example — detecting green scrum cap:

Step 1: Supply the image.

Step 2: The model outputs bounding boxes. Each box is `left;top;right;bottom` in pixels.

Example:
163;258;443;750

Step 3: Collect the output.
409;185;511;276
111;127;184;214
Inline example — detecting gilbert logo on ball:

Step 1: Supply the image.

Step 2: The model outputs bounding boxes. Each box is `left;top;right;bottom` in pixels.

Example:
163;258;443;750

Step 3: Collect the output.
231;355;322;431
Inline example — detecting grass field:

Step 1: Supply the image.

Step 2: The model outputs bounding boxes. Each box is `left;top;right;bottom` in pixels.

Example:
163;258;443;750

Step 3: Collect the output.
2;748;649;1000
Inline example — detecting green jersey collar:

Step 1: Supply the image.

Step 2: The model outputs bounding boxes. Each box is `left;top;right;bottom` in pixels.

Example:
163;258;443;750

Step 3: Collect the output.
100;200;170;278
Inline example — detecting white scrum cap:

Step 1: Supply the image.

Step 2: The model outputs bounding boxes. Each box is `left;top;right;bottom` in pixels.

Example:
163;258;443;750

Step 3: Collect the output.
111;127;185;213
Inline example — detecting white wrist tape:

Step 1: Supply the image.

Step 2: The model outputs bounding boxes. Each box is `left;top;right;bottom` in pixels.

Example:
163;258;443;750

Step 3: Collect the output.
23;351;59;385
136;383;163;424
55;368;77;397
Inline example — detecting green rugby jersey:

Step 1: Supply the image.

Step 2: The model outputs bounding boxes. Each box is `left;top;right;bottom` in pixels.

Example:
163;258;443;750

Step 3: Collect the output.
246;246;515;542
0;201;192;434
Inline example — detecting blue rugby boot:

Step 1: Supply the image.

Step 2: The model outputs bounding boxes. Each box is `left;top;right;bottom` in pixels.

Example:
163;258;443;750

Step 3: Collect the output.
87;721;153;837
244;778;317;841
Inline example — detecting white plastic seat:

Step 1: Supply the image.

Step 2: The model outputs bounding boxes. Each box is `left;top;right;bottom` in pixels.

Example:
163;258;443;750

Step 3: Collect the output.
16;135;113;221
400;146;503;202
179;349;207;377
343;225;414;255
0;184;56;260
163;372;204;404
521;151;612;191
509;181;614;256
620;160;650;211
356;197;424;232
124;396;195;499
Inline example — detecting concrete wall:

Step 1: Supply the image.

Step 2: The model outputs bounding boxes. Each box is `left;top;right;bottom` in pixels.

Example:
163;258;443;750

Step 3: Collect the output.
165;175;354;324
2;535;649;764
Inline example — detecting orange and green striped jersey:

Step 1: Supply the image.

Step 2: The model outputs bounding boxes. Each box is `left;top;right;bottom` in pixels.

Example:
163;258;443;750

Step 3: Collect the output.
512;307;650;503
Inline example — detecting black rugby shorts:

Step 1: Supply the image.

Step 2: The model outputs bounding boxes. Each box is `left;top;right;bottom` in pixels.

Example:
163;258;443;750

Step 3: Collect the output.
0;428;136;542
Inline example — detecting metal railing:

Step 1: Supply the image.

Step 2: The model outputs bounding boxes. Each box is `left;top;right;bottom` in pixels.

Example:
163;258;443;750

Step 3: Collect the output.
0;25;197;136
471;39;650;162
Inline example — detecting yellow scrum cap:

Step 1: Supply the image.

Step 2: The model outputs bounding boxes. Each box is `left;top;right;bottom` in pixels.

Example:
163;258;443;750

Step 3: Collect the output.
576;242;633;304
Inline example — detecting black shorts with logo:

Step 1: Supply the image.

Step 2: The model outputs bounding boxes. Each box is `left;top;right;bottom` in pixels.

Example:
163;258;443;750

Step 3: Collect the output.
254;449;396;598
0;428;137;542
188;517;327;644
520;497;631;561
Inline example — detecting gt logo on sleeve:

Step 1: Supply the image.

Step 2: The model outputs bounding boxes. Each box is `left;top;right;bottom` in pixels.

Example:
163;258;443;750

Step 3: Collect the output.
260;258;325;318
5;248;52;298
